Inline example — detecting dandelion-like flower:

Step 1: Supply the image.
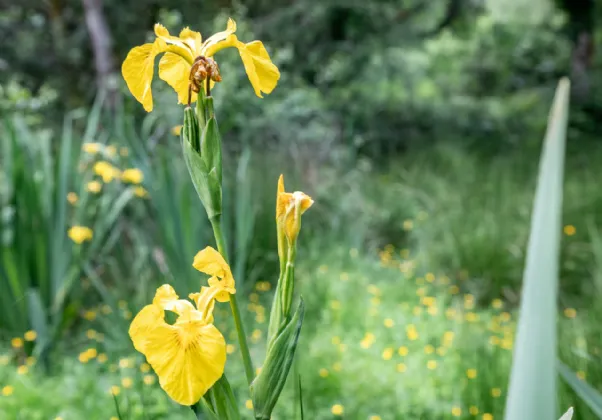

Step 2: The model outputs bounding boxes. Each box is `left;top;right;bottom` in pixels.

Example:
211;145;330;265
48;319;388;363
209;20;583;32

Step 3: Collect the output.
122;18;280;112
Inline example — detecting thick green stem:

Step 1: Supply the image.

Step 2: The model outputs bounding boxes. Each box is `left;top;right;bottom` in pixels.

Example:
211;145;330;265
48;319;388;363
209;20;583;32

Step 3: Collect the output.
210;216;255;386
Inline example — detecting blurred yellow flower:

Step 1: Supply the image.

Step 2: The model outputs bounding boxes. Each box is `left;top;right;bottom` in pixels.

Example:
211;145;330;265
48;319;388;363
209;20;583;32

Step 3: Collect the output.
396;363;407;373
319;368;329;377
424;344;434;354
426;360;437;370
133;186;149;198
564;308;577;318
398;346;409;356
143;374;155;385
94;161;121;183
67;192;78;204
172;125;183;136
140;362;151;373
16;365;28;375
2;385;13;396
122;18;280;112
491;387;502;397
470;406;479;415
122;377;133;388
246;399;254;410
82;142;101;154
87;181;102;193
466;368;477;379
192;246;236;302
331;404;344;416
451;406;462;417
491;298;503;309
105;145;117;157
11;337;23;348
369;416;382;420
382;347;394;360
24;330;37;341
276;175;314;244
68;226;93;244
129;284;226;405
564;225;576;236
403;219;413;231
97;353;108;363
110;385;120;396
119;147;129;157
384;318;394;328
483;413;494;420
122;168;144;184
360;332;375;349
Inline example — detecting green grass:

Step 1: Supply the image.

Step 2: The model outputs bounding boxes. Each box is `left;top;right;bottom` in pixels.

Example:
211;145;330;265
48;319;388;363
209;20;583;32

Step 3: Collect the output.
1;243;599;419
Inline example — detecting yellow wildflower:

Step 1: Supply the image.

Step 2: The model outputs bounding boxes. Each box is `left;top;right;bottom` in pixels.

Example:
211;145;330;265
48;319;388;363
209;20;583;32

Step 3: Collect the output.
382;347;394;360
97;353;108;363
122;18;280;112
143;374;155;385
122;168;144;184
426;360;437;370
68;226;93;244
246;399;254;410
2;386;13;396
16;365;28;375
384;318;394;328
134;186;149;198
276;175;314;244
319;368;329;377
396;363;407;373
105;145;117;157
67;192;78;204
129;284;226;405
110;386;121;396
24;330;37;341
120;147;129;157
398;346;409;356
87;181;102;193
192;246;236;302
483;413;494;420
93;161;121;183
564;308;577;318
452;407;462;417
11;337;23;349
491;387;502;397
564;225;576;236
172;125;183;136
466;368;477;379
369;416;382;420
122;377;133;388
82;142;101;154
331;404;344;416
470;406;479;415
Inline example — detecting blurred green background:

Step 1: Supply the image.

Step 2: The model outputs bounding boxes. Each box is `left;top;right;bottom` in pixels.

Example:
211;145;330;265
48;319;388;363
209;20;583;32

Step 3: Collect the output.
1;0;602;418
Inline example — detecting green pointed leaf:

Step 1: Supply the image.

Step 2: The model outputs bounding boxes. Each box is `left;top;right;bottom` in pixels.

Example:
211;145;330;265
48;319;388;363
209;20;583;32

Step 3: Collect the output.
182;130;222;219
558;362;602;418
503;78;570;420
27;288;50;358
251;299;305;420
558;407;574;420
205;375;241;420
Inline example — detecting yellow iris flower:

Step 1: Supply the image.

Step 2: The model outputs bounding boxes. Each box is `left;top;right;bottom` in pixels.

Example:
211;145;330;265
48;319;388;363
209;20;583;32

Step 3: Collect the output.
192;246;236;302
122;18;280;112
129;283;226;406
276;175;314;244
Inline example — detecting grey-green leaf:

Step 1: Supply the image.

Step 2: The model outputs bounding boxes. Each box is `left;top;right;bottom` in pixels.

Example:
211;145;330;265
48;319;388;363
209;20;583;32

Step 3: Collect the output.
503;78;570;420
558;362;602;418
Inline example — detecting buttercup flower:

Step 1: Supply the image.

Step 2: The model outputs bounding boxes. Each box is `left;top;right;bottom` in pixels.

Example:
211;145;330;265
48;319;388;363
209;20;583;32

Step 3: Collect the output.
276;175;314;244
68;226;93;244
122;18;280;112
129;284;226;405
192;246;236;302
121;168;144;184
93;161;121;183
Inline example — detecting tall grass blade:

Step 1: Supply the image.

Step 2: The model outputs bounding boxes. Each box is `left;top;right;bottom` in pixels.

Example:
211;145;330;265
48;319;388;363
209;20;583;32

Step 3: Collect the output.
503;78;570;420
558;362;602;418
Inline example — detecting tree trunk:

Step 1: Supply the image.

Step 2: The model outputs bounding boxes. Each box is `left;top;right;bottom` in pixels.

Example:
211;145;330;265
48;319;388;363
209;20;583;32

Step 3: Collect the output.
82;0;118;108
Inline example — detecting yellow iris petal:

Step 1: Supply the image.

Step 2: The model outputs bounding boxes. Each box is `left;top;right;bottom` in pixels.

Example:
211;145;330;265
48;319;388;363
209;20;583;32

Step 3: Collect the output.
201;18;237;57
238;40;280;97
129;304;163;354
276;175;314;243
158;52;197;105
154;24;195;63
129;284;227;406
179;27;203;55
121;40;167;112
192;247;236;301
143;320;226;405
